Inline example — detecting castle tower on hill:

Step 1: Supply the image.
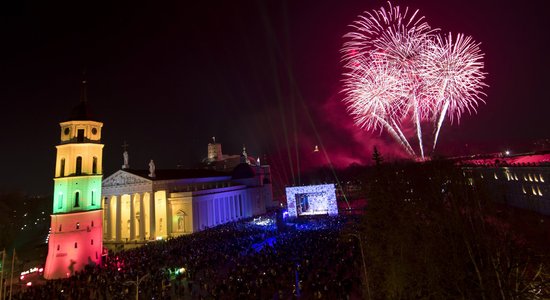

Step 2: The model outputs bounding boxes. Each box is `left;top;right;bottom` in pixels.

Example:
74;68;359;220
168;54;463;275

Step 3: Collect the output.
44;80;104;279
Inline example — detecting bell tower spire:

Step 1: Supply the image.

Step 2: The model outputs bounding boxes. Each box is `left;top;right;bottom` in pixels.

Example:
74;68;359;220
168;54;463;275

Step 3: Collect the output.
44;80;104;280
80;80;87;103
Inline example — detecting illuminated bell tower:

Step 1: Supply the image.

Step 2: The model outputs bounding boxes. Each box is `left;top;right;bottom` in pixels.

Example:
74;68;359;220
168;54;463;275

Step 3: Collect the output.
44;80;104;279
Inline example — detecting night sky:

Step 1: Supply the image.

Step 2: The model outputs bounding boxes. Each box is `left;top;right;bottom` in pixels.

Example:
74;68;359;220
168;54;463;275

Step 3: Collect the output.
1;0;549;195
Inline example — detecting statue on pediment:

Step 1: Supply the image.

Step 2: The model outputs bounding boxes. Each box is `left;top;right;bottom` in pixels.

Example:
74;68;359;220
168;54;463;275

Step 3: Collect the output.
149;160;156;178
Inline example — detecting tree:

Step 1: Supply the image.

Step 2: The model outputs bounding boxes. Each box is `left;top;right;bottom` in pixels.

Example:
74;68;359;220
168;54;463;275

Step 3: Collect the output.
372;146;383;166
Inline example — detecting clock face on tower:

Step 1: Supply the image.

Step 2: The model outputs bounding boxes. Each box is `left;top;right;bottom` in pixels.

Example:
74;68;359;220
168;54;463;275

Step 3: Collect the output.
64;128;70;135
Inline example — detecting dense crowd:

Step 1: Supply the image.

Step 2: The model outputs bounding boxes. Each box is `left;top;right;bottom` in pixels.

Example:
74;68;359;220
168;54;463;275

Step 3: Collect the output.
16;213;363;299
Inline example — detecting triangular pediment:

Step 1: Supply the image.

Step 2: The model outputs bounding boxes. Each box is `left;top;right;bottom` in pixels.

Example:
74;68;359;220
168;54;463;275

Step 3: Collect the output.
102;170;152;187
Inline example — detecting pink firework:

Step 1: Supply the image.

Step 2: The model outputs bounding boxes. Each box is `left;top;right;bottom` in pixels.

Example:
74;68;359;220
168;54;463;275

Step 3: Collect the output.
421;33;487;150
342;58;415;155
341;2;487;159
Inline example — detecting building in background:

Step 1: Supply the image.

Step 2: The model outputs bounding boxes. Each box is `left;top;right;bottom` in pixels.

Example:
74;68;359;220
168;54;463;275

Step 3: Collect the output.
202;137;260;171
461;152;550;215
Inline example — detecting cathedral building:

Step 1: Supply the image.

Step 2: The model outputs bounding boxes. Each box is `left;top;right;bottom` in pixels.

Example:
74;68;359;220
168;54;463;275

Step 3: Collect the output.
44;82;274;278
102;143;274;248
44;82;104;279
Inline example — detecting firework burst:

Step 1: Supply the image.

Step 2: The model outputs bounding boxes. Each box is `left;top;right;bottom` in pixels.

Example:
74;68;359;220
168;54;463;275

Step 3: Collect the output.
341;2;487;159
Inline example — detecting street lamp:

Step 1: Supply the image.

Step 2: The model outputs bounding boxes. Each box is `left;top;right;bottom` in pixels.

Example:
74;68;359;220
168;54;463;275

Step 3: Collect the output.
348;233;370;300
124;273;149;300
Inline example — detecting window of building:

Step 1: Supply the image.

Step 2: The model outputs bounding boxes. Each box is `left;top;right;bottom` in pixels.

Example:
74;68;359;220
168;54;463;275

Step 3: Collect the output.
60;158;65;177
91;221;94;227
58;193;63;209
77;129;84;143
92;157;98;174
91;190;95;206
74;242;78;248
76;157;82;175
540;174;545;183
57;245;60;251
59;224;62;232
91;239;94;245
74;192;80;207
76;222;80;229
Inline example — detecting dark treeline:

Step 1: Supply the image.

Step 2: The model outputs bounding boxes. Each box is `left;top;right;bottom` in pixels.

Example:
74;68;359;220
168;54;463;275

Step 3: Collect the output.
0;192;51;251
357;159;550;299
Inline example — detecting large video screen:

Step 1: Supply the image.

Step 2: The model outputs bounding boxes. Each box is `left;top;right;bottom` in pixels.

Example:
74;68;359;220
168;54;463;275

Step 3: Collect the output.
285;184;338;217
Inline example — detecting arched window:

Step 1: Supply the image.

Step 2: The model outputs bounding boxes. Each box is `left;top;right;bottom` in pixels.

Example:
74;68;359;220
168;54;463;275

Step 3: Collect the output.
75;191;80;207
76;157;82;175
58;193;63;209
92;157;98;174
57;245;60;251
91;239;94;245
76;222;80;229
74;242;78;248
60;158;65;177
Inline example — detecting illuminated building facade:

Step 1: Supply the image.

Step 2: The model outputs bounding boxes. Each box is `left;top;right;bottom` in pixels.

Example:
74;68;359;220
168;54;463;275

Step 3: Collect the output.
461;153;550;215
101;149;274;248
44;92;104;279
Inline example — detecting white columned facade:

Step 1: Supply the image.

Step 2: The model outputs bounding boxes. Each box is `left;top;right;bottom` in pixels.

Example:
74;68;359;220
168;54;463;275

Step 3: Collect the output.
101;169;273;249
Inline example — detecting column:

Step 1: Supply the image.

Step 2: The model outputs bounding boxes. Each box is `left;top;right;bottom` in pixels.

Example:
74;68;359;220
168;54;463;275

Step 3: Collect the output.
218;198;222;224
231;196;236;220
105;197;112;240
207;199;212;227
221;197;226;223
115;195;122;242
166;200;172;237
149;193;156;239
227;196;232;221
139;193;146;241
130;195;135;241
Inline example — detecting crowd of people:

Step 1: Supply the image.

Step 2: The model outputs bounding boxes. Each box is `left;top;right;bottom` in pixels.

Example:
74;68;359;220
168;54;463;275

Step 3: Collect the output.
15;212;364;299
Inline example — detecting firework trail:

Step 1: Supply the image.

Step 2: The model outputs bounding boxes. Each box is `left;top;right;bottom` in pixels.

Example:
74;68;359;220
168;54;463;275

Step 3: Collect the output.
341;2;487;159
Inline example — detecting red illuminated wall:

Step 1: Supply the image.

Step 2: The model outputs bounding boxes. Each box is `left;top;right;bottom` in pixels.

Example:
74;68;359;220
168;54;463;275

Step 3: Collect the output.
44;209;103;279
